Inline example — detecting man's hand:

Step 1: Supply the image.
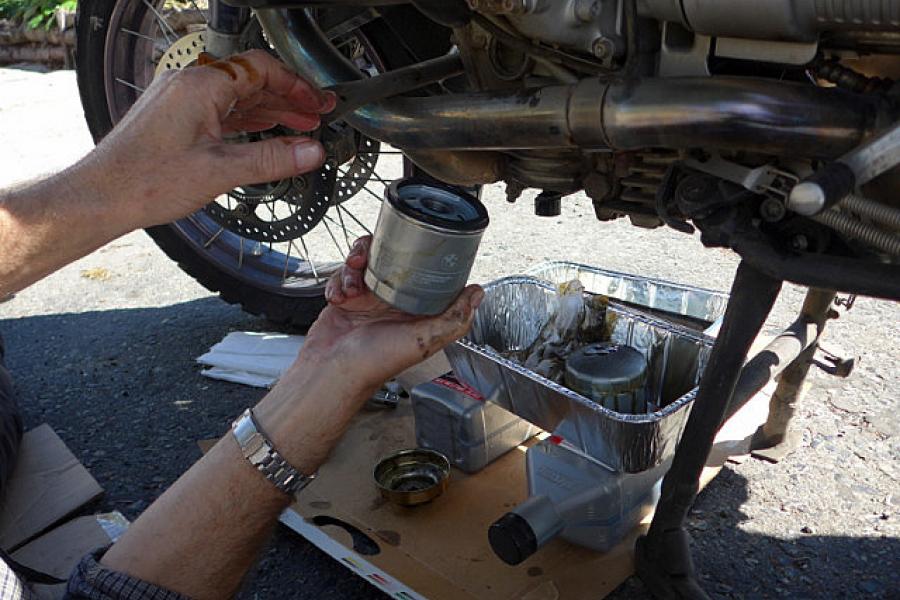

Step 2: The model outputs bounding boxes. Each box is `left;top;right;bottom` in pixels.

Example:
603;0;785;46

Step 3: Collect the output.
82;49;336;229
254;235;484;473
316;234;484;386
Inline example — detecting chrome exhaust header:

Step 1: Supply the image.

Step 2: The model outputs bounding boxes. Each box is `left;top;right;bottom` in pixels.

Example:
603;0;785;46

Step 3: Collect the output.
258;8;877;161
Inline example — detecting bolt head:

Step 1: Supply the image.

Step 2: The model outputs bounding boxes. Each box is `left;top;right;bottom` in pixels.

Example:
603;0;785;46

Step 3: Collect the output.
790;234;809;252
760;198;787;222
591;38;613;59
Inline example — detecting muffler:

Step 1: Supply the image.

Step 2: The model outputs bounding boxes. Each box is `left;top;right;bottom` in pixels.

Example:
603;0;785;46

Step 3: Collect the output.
258;8;878;161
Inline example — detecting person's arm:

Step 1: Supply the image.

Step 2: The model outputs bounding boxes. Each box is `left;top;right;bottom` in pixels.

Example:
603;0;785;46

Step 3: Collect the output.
0;49;334;297
97;238;484;599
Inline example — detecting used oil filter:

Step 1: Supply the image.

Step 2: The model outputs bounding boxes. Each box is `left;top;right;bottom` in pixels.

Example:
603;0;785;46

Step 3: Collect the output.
564;342;649;414
364;178;489;315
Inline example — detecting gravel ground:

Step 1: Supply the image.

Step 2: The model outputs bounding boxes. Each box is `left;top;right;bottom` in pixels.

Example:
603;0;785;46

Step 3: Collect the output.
0;66;897;599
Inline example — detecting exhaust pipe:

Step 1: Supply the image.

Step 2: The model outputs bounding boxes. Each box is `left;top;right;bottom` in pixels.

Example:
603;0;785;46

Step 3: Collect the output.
258;8;877;159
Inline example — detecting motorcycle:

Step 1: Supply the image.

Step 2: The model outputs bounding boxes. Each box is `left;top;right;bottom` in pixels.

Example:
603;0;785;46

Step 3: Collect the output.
74;0;899;596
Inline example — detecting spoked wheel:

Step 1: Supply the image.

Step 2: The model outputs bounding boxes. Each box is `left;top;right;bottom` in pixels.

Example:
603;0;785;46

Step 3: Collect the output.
76;1;450;327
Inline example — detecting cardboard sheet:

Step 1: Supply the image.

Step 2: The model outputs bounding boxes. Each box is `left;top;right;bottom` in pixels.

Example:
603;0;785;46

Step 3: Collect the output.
12;513;128;600
280;391;768;600
0;424;103;551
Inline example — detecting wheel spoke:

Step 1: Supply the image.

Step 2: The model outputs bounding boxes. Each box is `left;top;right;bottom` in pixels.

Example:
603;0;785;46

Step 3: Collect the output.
324;213;358;247
357;183;385;206
203;226;225;249
321;217;349;256
142;0;177;43
336;202;373;235
281;239;293;282
115;77;146;93
120;26;157;42
188;0;209;24
369;171;393;188
296;238;320;283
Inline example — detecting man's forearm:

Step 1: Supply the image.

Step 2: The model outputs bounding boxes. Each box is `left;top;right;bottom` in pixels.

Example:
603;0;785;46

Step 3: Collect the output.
99;363;358;600
0;156;139;297
100;432;292;599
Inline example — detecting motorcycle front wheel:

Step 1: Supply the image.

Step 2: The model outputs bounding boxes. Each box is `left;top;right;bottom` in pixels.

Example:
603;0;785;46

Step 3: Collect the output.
75;1;453;327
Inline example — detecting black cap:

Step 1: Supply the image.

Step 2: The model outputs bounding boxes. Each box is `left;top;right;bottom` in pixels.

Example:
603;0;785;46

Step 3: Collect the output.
489;512;538;566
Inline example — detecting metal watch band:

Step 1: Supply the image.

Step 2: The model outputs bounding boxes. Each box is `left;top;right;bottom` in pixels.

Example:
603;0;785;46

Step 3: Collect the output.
231;408;315;497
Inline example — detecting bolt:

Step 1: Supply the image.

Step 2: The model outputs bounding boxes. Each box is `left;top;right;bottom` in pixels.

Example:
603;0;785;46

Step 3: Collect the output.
677;175;712;204
760;197;787;222
791;234;809;252
233;203;250;217
591;37;614;60
293;175;308;191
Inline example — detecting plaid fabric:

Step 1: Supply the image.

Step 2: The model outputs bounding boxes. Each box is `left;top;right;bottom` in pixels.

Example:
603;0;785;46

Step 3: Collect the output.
64;549;189;600
0;559;35;600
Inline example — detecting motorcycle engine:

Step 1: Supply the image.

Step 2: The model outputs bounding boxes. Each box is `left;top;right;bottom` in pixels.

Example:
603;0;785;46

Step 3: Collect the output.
472;0;626;66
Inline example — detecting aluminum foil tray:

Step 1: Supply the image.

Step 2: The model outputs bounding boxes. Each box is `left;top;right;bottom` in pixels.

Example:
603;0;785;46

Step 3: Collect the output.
527;261;729;329
444;276;715;473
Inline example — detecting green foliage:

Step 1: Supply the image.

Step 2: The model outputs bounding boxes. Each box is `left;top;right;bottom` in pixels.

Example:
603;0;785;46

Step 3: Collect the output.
0;0;76;30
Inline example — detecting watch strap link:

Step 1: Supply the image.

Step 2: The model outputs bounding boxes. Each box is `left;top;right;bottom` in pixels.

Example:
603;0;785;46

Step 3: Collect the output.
231;408;315;497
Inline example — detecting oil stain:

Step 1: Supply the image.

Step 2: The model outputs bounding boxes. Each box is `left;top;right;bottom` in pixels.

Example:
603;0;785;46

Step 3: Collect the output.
375;530;401;546
369;496;389;511
308;500;331;510
527;566;543;577
230;55;260;83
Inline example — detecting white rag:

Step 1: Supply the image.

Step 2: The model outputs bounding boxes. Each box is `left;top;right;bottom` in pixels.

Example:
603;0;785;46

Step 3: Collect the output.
196;331;305;388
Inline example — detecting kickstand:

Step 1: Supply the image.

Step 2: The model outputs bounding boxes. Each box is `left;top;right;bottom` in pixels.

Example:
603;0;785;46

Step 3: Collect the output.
636;262;783;599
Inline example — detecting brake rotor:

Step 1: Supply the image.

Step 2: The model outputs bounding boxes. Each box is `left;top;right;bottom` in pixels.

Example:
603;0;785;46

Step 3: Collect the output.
154;31;206;79
153;29;383;244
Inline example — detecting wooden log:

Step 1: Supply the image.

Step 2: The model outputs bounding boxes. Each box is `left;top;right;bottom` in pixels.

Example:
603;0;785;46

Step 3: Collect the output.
0;43;67;64
0;7;203;67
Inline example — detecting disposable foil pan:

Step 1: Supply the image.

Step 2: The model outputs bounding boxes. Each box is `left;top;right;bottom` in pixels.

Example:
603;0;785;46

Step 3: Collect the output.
527;261;729;329
444;276;715;473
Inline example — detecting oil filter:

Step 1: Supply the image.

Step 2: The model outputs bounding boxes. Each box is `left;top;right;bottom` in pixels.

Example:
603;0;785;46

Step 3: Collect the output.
364;178;489;315
564;342;649;414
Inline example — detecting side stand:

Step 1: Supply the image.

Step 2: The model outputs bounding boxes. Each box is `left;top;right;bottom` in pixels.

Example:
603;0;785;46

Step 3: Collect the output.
635;262;783;599
749;288;836;461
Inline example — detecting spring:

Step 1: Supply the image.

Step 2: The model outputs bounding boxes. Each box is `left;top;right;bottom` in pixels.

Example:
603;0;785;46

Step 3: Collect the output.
840;194;900;231
813;209;900;256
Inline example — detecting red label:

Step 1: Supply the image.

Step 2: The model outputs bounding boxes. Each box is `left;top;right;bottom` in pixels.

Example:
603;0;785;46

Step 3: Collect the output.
433;375;485;401
548;435;564;445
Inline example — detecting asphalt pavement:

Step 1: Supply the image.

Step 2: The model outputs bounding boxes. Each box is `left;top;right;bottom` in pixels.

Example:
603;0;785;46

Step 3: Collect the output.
0;65;897;599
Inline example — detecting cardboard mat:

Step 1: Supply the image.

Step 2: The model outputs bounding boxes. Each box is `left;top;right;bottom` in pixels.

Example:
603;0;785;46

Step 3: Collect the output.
281;390;768;600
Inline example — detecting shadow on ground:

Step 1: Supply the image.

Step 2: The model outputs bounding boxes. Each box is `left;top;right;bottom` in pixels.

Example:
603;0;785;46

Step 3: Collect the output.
1;300;896;599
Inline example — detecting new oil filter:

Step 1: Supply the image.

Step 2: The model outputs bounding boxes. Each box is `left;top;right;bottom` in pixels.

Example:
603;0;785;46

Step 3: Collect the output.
364;178;489;315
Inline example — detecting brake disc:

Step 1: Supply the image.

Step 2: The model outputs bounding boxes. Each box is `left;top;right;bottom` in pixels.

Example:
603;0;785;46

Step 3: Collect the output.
153;29;382;243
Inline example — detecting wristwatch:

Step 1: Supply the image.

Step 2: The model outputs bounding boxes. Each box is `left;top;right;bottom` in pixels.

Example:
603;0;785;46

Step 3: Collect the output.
231;408;315;497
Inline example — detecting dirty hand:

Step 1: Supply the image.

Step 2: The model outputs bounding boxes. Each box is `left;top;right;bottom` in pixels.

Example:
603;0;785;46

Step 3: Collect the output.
314;234;484;392
80;49;335;229
254;235;483;472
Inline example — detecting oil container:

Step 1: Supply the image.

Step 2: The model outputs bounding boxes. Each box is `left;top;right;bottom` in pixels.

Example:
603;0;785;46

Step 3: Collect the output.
412;374;537;474
489;438;667;564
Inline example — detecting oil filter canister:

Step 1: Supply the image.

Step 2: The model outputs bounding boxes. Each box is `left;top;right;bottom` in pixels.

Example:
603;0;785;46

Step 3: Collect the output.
564;342;649;414
364;178;489;315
